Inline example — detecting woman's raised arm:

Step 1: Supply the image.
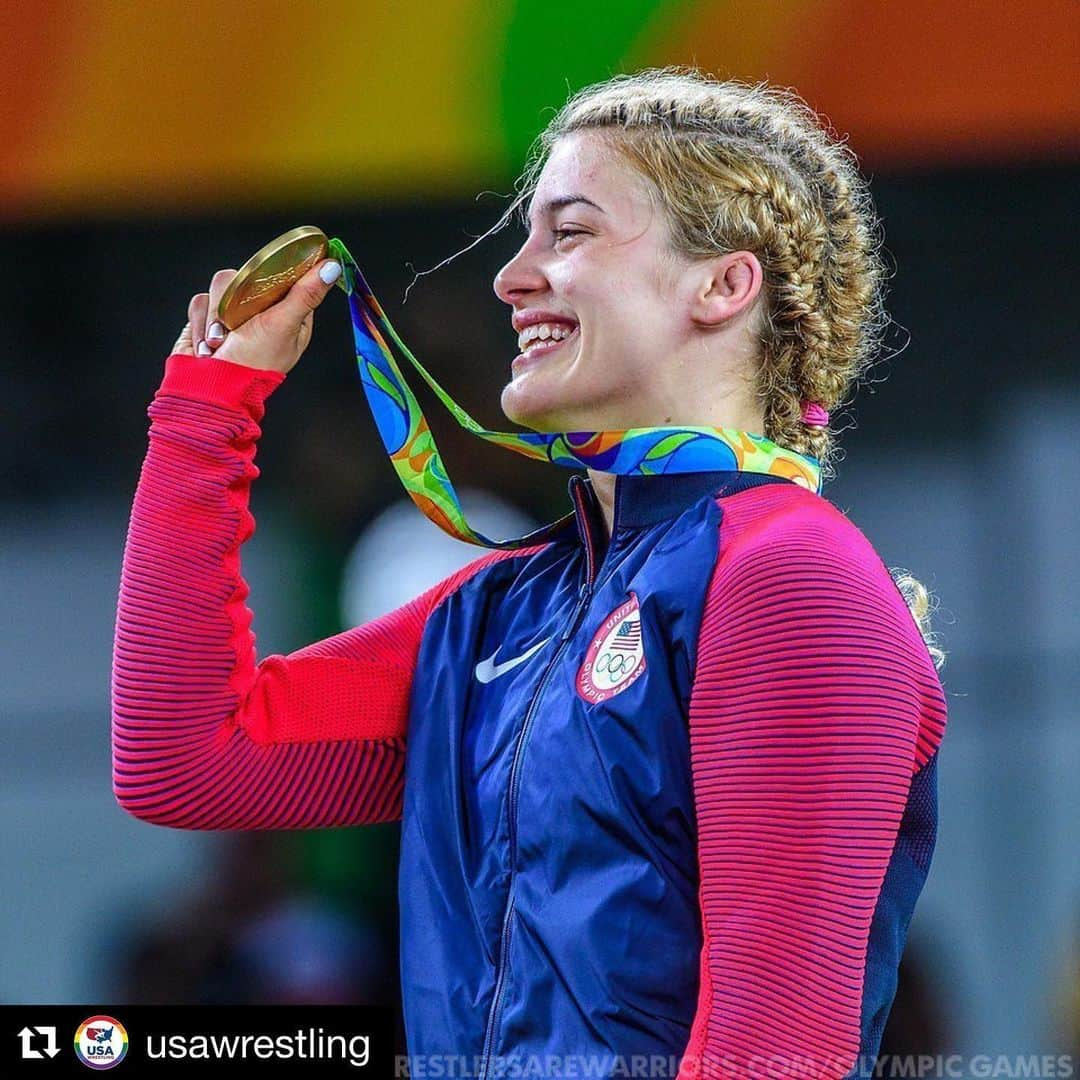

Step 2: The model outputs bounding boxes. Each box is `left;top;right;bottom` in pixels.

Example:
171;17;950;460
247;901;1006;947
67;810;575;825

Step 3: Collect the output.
110;351;510;830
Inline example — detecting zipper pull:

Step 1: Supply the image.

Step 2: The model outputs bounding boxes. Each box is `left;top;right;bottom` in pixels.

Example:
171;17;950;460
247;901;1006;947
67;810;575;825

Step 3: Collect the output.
561;583;592;642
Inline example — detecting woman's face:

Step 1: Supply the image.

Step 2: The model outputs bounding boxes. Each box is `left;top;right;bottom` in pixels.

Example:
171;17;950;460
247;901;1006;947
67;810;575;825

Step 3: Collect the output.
493;130;691;432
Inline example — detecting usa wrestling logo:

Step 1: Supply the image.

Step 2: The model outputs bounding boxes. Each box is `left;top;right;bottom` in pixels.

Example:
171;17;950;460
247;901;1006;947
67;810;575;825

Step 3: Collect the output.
577;592;647;704
74;1015;128;1070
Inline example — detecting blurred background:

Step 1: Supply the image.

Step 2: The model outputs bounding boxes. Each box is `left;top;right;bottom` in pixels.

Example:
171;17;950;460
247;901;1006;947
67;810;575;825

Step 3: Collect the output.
1;0;1078;1069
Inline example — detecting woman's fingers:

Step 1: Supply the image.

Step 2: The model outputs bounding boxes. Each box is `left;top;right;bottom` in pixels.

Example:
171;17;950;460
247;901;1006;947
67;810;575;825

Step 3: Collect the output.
181;293;209;355
204;268;238;351
172;257;338;366
270;259;341;329
189;292;209;350
172;320;195;356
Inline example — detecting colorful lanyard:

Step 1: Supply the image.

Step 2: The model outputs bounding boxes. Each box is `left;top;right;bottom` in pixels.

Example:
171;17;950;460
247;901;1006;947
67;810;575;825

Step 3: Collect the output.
326;236;822;550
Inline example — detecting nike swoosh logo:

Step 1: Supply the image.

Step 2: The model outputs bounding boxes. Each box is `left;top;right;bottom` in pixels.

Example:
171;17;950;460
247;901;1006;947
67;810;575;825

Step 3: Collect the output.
475;637;553;684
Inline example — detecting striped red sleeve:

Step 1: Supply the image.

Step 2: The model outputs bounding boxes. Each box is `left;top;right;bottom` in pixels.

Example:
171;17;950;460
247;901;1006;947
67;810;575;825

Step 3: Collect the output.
677;498;948;1079
111;352;515;831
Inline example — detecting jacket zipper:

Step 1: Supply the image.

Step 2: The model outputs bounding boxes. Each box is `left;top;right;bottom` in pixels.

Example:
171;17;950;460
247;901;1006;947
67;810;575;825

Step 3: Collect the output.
476;478;605;1077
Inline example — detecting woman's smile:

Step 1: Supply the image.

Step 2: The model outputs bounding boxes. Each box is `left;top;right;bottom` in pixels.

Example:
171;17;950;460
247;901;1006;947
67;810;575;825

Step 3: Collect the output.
511;324;580;374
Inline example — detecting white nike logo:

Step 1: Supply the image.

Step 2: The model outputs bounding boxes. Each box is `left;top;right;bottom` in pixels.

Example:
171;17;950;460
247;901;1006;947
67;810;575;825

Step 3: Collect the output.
474;637;553;684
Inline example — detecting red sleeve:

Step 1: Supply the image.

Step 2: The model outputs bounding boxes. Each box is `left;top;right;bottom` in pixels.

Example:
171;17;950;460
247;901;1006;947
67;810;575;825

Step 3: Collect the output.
111;352;522;831
677;500;948;1079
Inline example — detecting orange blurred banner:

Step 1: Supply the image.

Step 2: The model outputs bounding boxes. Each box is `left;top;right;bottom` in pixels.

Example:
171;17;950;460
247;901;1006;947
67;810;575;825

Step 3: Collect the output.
1;0;1076;223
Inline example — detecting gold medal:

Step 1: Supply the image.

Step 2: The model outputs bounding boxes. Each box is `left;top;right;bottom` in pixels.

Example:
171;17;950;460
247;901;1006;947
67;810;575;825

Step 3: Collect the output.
217;225;330;330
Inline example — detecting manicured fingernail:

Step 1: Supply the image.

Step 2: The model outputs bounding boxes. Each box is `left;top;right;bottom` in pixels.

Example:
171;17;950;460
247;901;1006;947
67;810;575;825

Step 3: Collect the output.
207;321;225;340
319;260;342;284
197;340;212;356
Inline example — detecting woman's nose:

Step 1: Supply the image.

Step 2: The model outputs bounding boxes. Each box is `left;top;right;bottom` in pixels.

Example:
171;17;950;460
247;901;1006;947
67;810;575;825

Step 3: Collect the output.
493;240;547;306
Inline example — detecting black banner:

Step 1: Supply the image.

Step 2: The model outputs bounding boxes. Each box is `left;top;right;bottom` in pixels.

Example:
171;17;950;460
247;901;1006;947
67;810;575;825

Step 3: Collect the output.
1;1005;396;1077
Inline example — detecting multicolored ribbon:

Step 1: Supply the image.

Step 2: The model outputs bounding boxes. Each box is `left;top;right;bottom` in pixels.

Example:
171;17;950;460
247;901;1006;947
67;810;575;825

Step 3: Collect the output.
326;236;822;549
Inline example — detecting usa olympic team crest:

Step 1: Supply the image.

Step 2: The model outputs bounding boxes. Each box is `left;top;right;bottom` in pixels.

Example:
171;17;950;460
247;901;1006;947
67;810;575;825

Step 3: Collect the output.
577;592;647;703
74;1015;128;1069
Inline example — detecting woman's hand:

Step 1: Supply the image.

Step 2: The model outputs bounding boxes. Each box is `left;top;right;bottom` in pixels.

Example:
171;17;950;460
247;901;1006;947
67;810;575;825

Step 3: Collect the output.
171;257;343;374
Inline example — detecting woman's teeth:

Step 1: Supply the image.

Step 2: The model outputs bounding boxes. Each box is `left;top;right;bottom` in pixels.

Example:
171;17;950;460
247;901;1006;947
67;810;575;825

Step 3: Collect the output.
517;322;576;354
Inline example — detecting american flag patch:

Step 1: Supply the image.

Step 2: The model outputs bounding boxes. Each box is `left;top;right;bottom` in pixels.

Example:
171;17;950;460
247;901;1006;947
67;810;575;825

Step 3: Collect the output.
611;620;641;651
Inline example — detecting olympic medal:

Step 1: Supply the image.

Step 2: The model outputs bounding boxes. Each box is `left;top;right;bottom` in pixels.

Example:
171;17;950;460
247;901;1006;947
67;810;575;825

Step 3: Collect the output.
217;225;330;330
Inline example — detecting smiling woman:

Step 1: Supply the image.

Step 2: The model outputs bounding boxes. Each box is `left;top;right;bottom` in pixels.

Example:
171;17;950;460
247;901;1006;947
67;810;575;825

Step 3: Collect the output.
488;69;944;667
112;65;948;1080
491;75;881;473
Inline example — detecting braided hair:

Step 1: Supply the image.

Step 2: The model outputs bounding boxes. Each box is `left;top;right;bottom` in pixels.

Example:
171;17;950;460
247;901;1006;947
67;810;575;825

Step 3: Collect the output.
514;69;889;477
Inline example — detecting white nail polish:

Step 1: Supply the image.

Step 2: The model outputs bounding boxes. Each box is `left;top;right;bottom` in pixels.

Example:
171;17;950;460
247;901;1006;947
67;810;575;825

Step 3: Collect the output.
197;340;212;356
207;322;224;339
319;260;342;284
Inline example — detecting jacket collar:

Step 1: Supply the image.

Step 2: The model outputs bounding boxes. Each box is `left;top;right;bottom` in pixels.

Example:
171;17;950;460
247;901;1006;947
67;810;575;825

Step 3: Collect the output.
565;469;797;538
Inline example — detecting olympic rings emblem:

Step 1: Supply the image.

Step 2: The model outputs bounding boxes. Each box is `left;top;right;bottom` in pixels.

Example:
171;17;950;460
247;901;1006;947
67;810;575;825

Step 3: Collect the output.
594;651;634;677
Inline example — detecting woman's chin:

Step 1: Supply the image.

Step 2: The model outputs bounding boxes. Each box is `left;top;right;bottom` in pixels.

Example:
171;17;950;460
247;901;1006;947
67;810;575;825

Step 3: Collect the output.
500;380;571;433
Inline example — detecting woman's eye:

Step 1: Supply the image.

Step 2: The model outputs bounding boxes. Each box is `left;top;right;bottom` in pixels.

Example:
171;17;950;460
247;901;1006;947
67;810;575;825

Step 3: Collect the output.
553;228;586;245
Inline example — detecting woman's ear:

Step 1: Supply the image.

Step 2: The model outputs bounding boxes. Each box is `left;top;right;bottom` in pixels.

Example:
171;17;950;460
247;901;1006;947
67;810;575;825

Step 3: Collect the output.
690;250;763;328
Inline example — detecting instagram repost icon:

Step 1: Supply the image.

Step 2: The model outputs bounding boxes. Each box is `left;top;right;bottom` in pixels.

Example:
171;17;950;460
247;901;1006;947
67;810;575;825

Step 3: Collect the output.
74;1016;128;1070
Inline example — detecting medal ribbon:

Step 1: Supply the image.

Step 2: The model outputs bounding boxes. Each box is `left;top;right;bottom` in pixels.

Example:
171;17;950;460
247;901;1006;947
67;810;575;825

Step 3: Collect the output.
326;236;822;550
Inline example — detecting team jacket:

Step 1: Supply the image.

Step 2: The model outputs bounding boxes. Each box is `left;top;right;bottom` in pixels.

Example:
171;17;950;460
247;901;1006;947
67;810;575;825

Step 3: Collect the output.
111;353;949;1079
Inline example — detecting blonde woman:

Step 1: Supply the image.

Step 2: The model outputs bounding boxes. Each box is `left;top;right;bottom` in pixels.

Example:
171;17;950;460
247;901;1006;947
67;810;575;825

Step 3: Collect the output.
113;68;948;1079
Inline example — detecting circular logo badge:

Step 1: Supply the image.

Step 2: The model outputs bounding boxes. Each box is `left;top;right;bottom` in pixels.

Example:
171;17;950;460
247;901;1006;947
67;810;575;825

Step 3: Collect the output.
74;1016;128;1070
577;591;647;704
